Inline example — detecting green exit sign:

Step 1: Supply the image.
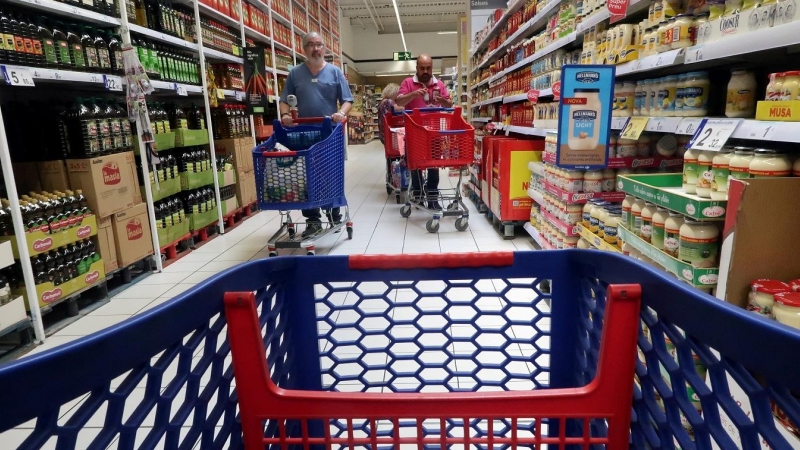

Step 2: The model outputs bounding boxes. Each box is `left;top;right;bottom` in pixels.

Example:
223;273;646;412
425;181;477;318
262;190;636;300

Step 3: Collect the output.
393;52;412;61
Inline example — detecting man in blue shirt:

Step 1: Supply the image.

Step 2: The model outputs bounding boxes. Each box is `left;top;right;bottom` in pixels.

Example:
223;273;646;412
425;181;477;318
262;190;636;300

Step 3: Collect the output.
279;32;353;237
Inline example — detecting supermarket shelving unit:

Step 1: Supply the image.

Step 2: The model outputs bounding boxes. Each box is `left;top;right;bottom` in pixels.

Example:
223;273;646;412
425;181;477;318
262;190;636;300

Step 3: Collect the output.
0;0;344;345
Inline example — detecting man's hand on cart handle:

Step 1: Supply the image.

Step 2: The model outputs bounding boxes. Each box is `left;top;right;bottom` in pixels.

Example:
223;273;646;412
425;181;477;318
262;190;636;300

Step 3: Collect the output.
332;111;347;123
281;113;295;128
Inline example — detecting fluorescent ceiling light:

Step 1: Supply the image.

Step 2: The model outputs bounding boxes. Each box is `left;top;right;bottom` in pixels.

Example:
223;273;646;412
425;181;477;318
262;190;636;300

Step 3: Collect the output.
438;31;457;34
390;0;407;52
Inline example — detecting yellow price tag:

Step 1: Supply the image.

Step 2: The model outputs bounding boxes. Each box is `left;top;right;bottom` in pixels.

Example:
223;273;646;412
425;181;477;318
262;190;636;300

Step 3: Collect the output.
619;117;650;140
216;89;225;99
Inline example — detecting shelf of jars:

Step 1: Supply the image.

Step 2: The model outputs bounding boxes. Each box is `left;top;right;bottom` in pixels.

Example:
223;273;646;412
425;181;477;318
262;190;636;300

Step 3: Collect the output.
523;222;554;250
471;0;535;68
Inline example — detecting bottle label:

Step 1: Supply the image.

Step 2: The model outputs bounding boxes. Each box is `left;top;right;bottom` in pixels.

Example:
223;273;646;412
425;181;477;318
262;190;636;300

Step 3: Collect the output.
13;35;25;53
683;158;698;185
651;224;666;249
84;119;98;137
99;119;110;136
110;118;121;134
604;225;618;245
712;163;729;193
113;135;124;150
583;179;602;193
57;40;71;64
633;213;643;236
664;228;680;257
697;161;713;189
114;50;123;70
42;39;56;63
679;235;719;267
86;47;98;68
23;38;34;55
750;169;791;178
572;109;597;139
98;48;111;68
179;118;188;129
72;44;86;67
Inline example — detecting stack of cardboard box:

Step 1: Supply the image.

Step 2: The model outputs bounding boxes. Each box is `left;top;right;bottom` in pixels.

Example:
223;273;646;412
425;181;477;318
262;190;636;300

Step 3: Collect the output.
66;152;154;273
215;137;258;208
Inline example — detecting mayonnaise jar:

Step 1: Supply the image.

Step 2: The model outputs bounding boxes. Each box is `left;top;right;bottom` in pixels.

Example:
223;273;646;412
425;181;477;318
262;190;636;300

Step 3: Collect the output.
728;147;754;187
683;147;700;194
749;149;791;178
622;195;635;229
748;279;791;317
678;220;720;268
695;150;715;198
640;202;658;243
567;89;603;151
725;69;757;118
651;207;671;250
583;169;604;193
631;198;647;236
682;71;710;116
711;148;734;200
664;213;685;257
773;292;800;329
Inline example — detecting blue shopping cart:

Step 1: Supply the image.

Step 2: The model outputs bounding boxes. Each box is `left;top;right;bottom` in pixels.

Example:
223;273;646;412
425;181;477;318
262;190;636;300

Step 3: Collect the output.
1;251;800;449
253;117;352;256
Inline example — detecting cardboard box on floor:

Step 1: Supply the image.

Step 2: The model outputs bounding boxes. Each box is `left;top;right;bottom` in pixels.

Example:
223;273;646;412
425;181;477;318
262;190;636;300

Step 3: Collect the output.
215;137;255;173
111;203;154;268
235;171;257;207
125;152;142;204
712;177;800;450
37;160;71;192
67;152;136;218
489;138;544;222
95;215;119;274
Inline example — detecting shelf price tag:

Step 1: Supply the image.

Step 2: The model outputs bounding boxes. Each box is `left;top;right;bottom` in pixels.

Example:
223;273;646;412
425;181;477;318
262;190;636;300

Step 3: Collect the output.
1;66;35;87
174;83;188;96
103;75;122;91
676;118;704;135
647;117;675;133
688;118;742;151
619;117;649;140
235;90;244;101
216;89;225;99
738;120;779;141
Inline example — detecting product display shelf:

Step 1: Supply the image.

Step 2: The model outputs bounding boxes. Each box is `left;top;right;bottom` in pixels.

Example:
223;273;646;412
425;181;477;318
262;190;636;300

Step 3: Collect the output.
618;225;719;288
541;210;579;237
6;0;121;25
523;222;553;250
471;117;492;123
543;180;626;204
127;24;199;52
618;174;727;221
149;80;204;95
542;152;683;170
471;0;528;57
611;116;800;144
271;10;292;28
504;125;554;136
244;26;273;47
203;48;244;64
576;224;621;253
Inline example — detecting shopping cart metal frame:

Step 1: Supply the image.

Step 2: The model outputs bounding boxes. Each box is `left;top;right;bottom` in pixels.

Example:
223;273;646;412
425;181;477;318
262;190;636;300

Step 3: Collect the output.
400;107;474;233
253;117;353;256
382;111;408;204
3;250;800;450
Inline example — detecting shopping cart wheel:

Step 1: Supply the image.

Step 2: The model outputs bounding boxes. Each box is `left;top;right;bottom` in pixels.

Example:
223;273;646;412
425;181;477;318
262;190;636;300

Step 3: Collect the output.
395;193;402;204
347;225;353;239
287;227;296;238
268;252;278;257
307;250;316;256
455;217;469;232
447;203;459;211
400;205;411;218
386;184;393;195
426;219;440;233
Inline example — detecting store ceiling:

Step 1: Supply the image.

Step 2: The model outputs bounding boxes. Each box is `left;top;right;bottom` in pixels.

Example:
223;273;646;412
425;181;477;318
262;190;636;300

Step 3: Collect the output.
339;0;466;34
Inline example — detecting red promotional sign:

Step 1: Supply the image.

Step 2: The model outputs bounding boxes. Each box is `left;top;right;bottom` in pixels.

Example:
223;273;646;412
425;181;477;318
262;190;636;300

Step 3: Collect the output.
607;0;629;22
552;81;562;101
527;89;540;104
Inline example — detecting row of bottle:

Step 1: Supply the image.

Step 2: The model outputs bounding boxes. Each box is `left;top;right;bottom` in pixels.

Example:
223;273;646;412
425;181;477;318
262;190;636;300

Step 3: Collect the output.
200;18;241;56
16;190;91;235
154;197;186;229
183;187;217;215
132;0;195;41
0;12;124;73
179;148;213;174
132;37;201;85
220;185;235;201
65;97;133;157
56;0;118;17
211;105;252;140
145;154;179;185
211;64;244;90
146;103;207;134
28;240;100;286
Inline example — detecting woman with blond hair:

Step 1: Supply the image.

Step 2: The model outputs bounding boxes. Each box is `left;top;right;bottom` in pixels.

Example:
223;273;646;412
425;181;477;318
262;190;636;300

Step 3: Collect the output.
377;83;403;144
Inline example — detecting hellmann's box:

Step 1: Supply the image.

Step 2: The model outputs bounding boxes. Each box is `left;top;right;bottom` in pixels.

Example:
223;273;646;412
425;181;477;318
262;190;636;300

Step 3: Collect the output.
111;203;154;268
67;152;136;219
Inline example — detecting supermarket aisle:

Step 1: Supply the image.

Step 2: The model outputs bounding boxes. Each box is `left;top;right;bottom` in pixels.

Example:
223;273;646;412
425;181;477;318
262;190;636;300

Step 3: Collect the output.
26;140;534;355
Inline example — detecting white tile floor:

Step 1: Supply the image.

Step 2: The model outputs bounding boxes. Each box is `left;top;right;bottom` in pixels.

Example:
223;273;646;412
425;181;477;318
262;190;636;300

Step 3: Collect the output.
2;141;544;449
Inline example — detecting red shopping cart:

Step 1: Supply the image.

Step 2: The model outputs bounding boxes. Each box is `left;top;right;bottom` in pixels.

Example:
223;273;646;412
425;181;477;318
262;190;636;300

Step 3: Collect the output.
382;111;409;204
400;107;474;233
3;251;800;450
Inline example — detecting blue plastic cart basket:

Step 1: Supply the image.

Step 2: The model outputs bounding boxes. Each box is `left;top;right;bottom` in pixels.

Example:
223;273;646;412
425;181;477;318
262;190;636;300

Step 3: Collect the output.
0;251;799;449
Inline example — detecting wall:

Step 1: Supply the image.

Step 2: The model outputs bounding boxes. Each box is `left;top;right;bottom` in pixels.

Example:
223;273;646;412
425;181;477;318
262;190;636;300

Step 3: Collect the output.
345;27;458;76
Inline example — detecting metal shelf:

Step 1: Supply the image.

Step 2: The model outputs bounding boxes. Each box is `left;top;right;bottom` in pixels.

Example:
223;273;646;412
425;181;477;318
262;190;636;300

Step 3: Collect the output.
128;24;199;52
6;0;120;25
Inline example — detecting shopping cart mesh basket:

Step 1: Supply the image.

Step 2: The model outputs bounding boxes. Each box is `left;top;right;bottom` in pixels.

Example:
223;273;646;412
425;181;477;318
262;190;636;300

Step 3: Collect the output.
252;118;346;211
383;112;405;159
1;251;800;450
404;107;474;171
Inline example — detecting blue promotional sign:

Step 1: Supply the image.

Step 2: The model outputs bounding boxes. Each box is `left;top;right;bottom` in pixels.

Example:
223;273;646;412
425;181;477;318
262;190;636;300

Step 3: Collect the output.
555;65;615;170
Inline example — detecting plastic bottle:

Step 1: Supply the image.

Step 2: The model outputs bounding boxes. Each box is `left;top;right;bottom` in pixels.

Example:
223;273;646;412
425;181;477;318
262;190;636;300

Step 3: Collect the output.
80;26;99;71
93;28;111;73
66;25;86;70
50;21;71;68
107;32;123;73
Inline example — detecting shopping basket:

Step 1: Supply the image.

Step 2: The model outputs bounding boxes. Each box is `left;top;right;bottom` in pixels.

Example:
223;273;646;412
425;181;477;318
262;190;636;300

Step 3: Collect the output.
2;251;800;450
253;118;346;211
404;107;474;171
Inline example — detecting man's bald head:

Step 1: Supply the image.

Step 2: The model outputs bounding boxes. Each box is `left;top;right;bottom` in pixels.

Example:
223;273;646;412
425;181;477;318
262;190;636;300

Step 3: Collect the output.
416;53;433;84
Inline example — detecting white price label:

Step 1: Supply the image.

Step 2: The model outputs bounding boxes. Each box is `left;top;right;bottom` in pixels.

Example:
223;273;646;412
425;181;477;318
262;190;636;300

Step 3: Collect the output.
175;83;188;96
689;119;743;151
611;116;628;130
1;66;35;87
739;120;780;141
103;75;123;91
235;90;244;101
684;46;704;64
676;118;704;135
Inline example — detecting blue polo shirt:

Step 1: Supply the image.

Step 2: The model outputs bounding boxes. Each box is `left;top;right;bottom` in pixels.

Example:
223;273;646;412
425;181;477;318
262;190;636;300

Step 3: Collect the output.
280;63;353;118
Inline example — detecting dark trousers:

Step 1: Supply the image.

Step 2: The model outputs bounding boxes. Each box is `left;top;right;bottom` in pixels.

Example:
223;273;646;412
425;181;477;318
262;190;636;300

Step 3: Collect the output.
410;169;440;199
302;207;341;222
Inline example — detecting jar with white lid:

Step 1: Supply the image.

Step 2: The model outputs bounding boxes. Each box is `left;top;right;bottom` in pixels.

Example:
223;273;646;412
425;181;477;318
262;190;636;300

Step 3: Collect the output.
664;213;685;257
583;169;603;193
773;293;800;329
780;71;800;100
660;75;679;116
583;200;596;225
725;69;757;118
728;147;754;187
657;21;669;52
694;13;711;45
598;207;611;238
604;212;622;245
589;202;607;234
622;195;635;229
637;134;652;157
652;78;665;116
683;147;700;194
563;236;580;248
608;134;617;158
766;72;784;101
651;207;671;250
695;150;715;198
674;74;688;116
565;204;583;225
679;220;720;268
556;232;565;249
711;148;734;200
634;81;646;116
631;198;647;236
682;72;710;116
620;81;636;116
749;149;791;178
640;202;658;243
748;279;791;317
601;169;616;192
577;238;592;249
656;134;678;156
622;241;636;256
565;169;584;192
617;137;638;157
671;14;694;48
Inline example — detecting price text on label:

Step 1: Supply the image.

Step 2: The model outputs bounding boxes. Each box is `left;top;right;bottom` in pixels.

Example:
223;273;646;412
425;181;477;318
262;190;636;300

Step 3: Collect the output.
2;66;35;87
619;117;649;140
689;119;743;151
104;75;122;91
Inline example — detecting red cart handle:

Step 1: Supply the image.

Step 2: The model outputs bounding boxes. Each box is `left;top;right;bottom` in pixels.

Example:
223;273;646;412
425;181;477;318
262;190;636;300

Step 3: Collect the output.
261;150;298;157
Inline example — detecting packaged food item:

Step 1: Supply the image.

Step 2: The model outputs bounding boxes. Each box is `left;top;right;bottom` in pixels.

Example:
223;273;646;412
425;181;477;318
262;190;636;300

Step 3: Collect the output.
693;13;711;45
695;150;715;198
683;147;700;194
640;202;658;243
652;77;665;116
608;134;617;158
634;80;646;116
660;75;679;115
651;207;671;250
725;69;757;118
711;148;734;200
665;0;685;17
631;198;647;236
728;147;754;187
647;78;660;114
748;279;791;317
617;137;638;157
664;213;685;257
780;71;800;100
708;0;726;19
637;134;651;157
589;201;608;233
656;134;678;156
749;149;791;178
773;292;800;329
622;195;635;229
601;169;616;192
671;14;695;49
583;169;603;193
583;200;596;225
682;72;710;116
565;170;584;193
577;237;592;249
678;220;719;268
765;72;783;101
724;0;743;16
794;157;800;176
603;211;621;245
